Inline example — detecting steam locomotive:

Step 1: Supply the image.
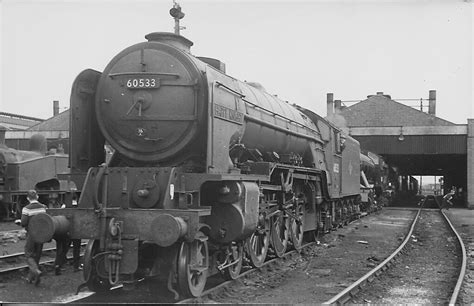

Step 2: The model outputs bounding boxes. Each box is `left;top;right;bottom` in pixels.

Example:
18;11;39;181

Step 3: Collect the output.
30;31;370;297
360;150;390;211
0;128;71;220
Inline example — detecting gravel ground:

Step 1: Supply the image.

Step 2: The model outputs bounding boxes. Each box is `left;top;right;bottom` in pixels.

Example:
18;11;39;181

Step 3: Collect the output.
2;208;471;304
0;209;415;303
0;221;81;303
351;209;460;304
198;208;416;304
0;208;418;304
0;209;474;304
444;209;474;305
0;262;83;303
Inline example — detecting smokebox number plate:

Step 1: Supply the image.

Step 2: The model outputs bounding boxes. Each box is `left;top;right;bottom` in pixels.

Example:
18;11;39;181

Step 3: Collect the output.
126;78;160;89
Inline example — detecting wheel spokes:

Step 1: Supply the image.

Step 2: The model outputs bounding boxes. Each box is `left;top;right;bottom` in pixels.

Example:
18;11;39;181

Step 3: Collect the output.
271;213;289;257
83;239;111;292
224;242;243;280
245;218;269;268
177;234;209;298
290;203;304;250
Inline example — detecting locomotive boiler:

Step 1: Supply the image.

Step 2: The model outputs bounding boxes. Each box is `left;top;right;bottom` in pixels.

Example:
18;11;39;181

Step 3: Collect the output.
30;30;362;297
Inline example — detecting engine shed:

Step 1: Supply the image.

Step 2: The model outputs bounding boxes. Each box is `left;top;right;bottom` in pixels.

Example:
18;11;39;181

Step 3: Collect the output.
327;91;473;209
4;102;69;153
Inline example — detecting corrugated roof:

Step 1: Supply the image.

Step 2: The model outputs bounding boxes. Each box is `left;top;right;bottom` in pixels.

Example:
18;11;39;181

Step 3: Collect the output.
0;112;43;130
28;110;69;131
338;94;455;127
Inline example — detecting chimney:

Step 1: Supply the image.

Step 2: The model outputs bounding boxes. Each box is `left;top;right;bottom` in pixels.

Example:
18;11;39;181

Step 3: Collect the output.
145;32;193;52
428;90;436;115
53;100;59;116
197;56;226;73
334;100;342;112
327;93;334;117
29;134;47;154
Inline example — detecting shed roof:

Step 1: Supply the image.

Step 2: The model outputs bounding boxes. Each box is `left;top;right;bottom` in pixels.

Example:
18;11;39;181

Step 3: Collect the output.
28;110;69;131
338;93;455;127
0;112;44;130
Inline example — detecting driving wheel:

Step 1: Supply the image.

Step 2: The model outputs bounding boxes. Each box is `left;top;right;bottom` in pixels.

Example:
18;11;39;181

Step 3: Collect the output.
270;212;289;257
290;202;305;251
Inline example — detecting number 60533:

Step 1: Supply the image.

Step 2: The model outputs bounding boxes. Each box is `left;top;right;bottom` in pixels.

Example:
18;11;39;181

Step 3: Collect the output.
126;78;158;88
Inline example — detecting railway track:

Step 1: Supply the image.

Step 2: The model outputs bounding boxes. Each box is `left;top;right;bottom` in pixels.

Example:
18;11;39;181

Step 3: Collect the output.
178;241;316;304
62;240;318;304
324;207;467;305
67;212;375;304
0;243;86;274
9;207;464;304
0;246;61;274
54;209;395;304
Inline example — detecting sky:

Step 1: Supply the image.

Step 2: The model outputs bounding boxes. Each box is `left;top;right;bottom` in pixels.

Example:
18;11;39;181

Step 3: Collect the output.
0;0;473;123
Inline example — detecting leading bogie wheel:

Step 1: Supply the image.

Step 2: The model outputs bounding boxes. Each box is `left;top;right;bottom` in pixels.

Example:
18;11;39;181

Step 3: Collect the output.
83;239;111;292
245;217;270;268
223;242;243;280
177;233;209;298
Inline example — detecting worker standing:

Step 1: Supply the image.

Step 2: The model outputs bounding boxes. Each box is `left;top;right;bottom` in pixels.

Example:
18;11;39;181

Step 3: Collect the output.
54;192;82;274
17;190;47;285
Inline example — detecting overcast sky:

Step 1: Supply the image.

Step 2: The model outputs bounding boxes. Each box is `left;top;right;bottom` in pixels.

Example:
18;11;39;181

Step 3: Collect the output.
0;0;472;124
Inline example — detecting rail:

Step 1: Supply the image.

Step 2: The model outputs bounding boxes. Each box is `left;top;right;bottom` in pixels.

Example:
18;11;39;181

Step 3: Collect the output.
324;207;467;305
44;212;376;304
441;210;467;305
323;207;422;305
0;246;58;260
177;240;316;304
0;242;87;274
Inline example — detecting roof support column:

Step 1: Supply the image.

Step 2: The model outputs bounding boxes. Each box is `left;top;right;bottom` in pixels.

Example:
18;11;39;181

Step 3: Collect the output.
467;119;474;209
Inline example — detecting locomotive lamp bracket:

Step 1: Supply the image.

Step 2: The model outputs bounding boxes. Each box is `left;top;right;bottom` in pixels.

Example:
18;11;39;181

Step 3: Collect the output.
109;218;123;237
94;204;103;214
